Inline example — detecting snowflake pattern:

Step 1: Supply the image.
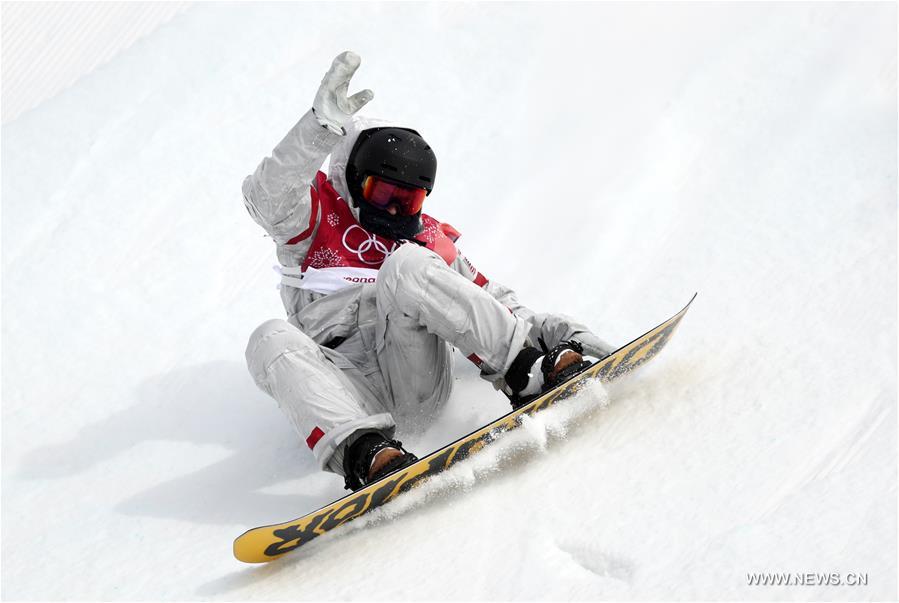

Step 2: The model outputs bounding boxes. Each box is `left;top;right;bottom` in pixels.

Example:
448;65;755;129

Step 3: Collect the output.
326;212;340;227
308;247;346;269
419;222;440;244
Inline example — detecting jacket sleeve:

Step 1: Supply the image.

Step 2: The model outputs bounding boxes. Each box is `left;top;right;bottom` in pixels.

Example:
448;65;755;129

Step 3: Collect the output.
242;109;342;244
449;250;536;321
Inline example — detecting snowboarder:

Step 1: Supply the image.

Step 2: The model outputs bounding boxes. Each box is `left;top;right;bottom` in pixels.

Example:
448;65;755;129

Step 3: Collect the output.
243;51;614;492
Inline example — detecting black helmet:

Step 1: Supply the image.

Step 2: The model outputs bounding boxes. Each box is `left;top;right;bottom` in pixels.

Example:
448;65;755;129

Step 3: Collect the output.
346;127;437;240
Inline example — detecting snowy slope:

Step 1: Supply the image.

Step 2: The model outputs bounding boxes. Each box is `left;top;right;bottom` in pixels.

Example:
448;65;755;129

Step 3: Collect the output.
0;1;191;123
2;2;896;600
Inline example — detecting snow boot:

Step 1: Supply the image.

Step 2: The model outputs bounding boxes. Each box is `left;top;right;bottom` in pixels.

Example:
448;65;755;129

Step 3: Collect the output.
503;339;593;410
342;431;419;491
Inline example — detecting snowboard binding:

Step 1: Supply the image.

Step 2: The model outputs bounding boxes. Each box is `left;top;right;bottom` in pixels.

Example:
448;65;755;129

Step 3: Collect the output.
505;339;593;410
343;432;419;491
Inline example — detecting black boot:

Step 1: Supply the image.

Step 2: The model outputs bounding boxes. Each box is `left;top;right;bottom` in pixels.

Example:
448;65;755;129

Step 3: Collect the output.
342;431;419;491
503;339;593;410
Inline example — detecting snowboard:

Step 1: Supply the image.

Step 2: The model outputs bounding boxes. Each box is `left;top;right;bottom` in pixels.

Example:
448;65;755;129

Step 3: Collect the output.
234;293;696;563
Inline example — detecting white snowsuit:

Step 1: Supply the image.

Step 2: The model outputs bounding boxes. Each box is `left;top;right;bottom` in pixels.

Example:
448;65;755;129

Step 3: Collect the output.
243;110;609;476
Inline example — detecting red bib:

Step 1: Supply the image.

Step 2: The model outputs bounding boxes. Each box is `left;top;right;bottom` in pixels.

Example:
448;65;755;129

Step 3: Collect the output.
288;172;460;294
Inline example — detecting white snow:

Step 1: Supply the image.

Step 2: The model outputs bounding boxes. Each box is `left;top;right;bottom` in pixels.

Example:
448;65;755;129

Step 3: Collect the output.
0;2;191;123
2;2;896;600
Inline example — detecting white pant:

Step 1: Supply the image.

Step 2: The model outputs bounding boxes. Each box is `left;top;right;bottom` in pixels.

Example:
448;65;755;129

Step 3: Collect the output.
246;243;531;475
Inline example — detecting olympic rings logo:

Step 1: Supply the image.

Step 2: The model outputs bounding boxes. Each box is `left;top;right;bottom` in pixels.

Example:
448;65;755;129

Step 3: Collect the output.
341;225;398;265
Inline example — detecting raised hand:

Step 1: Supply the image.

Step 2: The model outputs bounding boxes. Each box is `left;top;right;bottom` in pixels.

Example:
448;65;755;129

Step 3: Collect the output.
312;51;374;136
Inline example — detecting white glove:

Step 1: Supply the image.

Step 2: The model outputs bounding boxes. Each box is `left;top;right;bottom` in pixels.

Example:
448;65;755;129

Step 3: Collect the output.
571;330;616;360
312;51;374;136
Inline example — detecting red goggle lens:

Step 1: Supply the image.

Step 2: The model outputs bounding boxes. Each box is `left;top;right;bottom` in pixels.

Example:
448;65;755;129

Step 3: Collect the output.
361;176;427;216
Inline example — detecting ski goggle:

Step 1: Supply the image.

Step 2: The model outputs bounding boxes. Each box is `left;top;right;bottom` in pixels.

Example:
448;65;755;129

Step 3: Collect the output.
361;175;427;216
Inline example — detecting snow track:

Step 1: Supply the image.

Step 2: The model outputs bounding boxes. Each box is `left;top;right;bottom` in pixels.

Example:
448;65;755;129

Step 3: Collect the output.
2;3;895;600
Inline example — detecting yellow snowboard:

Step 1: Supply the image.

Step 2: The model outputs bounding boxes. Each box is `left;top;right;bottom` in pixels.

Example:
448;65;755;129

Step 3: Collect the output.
234;294;696;563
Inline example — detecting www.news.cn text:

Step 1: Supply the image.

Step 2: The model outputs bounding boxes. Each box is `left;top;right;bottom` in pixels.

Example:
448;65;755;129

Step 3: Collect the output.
746;572;869;587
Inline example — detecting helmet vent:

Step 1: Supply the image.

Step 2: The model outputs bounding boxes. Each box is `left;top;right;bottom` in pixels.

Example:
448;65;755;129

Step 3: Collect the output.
419;176;432;183
380;163;399;172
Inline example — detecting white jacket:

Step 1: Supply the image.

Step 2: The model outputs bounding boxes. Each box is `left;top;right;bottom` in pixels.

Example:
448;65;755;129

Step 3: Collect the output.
241;110;612;364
